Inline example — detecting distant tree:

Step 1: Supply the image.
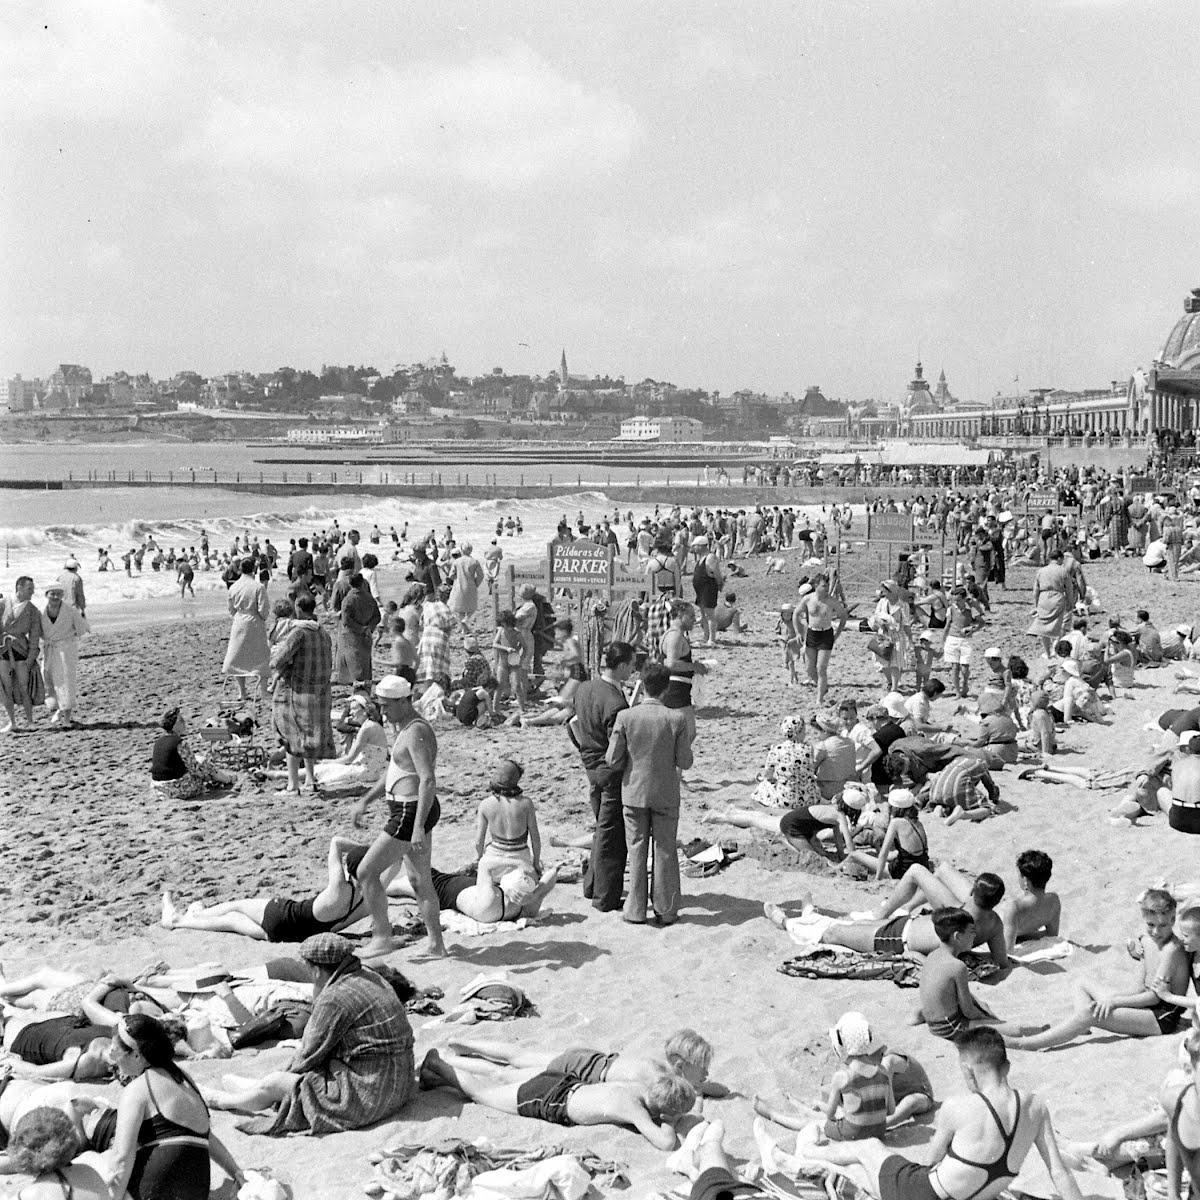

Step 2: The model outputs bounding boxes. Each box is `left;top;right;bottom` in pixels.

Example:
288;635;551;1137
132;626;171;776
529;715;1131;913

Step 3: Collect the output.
459;418;482;439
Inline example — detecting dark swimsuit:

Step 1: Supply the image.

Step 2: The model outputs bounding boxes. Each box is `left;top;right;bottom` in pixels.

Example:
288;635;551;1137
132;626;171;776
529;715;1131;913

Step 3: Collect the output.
879;1091;1021;1200
90;1075;210;1200
546;1048;618;1083
662;642;694;710
888;818;931;879
260;881;361;943
430;867;475;911
1170;1086;1200;1197
10;1016;108;1068
515;1071;583;1126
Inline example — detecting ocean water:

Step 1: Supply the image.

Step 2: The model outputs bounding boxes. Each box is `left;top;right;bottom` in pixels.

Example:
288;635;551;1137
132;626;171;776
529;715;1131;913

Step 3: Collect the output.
0;485;626;605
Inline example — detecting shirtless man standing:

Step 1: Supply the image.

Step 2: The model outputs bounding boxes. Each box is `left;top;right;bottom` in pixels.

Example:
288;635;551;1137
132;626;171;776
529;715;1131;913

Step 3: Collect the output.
351;674;447;958
796;573;848;703
801;1028;1084;1200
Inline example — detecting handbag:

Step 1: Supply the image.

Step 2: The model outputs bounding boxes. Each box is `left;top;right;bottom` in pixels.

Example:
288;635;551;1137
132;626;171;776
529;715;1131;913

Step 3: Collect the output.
867;635;894;659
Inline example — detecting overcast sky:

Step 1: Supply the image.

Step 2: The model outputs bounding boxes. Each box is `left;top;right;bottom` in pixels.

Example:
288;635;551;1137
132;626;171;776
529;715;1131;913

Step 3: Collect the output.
3;0;1197;402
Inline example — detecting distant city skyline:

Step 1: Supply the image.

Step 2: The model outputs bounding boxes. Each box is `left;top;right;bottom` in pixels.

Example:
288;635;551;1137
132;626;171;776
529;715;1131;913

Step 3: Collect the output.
3;1;1197;403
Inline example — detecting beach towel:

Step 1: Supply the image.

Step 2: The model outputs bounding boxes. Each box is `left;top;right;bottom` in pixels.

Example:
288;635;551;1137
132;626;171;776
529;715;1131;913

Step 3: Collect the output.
440;910;530;937
779;948;1002;989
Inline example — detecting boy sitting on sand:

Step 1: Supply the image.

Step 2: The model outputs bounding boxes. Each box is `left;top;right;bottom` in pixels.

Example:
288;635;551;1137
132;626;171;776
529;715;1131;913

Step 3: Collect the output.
918;909;1032;1042
1007;888;1191;1051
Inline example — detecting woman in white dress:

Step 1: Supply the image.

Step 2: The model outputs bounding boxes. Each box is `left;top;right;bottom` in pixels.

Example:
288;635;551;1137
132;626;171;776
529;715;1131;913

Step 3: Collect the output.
221;559;270;700
40;583;90;726
870;579;914;692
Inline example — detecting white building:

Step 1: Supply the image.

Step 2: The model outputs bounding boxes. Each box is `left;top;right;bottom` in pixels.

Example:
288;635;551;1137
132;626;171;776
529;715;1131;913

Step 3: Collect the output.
618;415;704;442
286;425;385;445
2;375;38;412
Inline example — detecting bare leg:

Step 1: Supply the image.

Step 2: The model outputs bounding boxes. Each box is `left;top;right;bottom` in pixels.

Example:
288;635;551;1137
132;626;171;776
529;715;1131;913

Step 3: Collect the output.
889;1094;934;1126
204;1069;300;1112
404;837;448;957
357;833;406;956
418;1049;520;1113
815;647;832;703
0;966;86;1002
161;892;269;940
444;1039;552;1071
703;807;781;834
870;863;950;920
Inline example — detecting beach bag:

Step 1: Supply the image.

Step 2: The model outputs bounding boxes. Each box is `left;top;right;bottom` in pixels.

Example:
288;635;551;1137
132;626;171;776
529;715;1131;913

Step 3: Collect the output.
867;635;894;659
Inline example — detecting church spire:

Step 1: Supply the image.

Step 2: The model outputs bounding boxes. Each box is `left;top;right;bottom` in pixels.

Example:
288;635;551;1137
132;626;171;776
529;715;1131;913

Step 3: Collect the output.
560;348;568;386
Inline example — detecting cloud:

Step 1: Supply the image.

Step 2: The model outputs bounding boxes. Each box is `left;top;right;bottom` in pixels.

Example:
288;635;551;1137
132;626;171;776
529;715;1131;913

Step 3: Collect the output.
1093;158;1200;213
0;0;182;124
178;44;641;190
674;33;762;83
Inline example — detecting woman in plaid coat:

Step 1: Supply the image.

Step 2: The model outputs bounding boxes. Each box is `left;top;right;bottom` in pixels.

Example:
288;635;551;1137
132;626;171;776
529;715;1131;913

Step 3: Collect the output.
271;593;335;794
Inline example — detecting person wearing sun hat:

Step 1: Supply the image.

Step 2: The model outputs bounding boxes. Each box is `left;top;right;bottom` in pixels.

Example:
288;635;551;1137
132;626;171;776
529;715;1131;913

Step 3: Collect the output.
57;555;86;616
40;579;89;727
350;671;447;960
210;930;417;1136
839;787;930;882
475;757;544;880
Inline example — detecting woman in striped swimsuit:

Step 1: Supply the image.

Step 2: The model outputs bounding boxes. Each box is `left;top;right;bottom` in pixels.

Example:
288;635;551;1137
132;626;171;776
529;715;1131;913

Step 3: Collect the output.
474;759;542;881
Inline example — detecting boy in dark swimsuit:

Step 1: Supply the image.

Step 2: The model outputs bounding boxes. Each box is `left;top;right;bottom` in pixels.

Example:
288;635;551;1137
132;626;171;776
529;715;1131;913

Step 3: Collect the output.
418;1048;693;1149
802;1029;1084;1200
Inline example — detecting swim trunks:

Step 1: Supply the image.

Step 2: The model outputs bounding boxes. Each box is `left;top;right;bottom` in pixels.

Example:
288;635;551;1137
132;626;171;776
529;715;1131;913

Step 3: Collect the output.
515;1071;581;1126
805;627;835;651
384;795;441;842
1169;803;1200;836
779;808;825;841
878;1154;941;1200
547;1048;618;1084
1152;999;1186;1035
873;914;911;955
689;1167;760;1200
261;896;343;943
927;1013;971;1043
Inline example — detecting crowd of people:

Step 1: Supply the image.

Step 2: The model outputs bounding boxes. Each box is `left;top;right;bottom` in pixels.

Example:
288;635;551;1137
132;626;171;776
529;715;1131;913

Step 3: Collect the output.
5;458;1200;1200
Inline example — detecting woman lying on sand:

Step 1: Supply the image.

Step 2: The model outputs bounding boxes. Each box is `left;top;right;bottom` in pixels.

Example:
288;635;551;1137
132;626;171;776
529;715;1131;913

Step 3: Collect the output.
0;1077;113;1161
161;836;374;942
1008;890;1194;1051
388;863;559;924
0;968;163;1026
0;1105;112;1200
418;1047;694;1149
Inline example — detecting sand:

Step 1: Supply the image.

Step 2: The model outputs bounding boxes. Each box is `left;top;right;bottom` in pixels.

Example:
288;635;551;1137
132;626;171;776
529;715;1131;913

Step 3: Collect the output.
0;550;1195;1200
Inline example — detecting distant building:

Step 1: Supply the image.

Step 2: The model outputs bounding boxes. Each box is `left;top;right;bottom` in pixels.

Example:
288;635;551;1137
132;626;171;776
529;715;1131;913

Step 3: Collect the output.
46;364;92;407
932;368;958;408
392;390;431;416
2;375;38;412
619;415;704;442
286;424;386;445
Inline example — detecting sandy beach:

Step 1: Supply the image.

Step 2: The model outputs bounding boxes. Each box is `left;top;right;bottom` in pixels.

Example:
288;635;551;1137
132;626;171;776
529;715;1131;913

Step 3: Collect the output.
1;548;1195;1200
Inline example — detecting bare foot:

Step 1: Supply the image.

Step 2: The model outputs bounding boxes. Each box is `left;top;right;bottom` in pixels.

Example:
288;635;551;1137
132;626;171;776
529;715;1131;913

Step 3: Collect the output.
359;936;406;960
763;902;787;929
160;892;178;928
418;1048;447;1090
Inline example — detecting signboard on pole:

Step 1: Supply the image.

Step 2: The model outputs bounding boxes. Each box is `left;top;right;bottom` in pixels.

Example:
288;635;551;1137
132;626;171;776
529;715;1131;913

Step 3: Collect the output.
1129;476;1156;494
1024;492;1058;513
548;540;613;586
866;513;914;543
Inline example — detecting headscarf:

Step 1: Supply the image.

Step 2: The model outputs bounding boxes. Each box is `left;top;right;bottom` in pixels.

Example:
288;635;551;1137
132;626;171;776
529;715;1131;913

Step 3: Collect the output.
779;715;806;741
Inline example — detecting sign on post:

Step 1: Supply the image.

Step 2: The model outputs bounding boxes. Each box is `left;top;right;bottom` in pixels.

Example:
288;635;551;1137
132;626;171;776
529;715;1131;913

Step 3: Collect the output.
548;540;613;586
1024;493;1058;513
1129;477;1157;494
866;513;914;543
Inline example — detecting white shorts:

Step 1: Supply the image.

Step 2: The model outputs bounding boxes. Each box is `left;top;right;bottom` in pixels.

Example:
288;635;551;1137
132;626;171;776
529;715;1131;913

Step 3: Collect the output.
942;635;972;665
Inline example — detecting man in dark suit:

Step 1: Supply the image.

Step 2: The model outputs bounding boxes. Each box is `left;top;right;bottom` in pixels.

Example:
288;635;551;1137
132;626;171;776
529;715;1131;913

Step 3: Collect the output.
568;641;635;912
606;663;693;926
